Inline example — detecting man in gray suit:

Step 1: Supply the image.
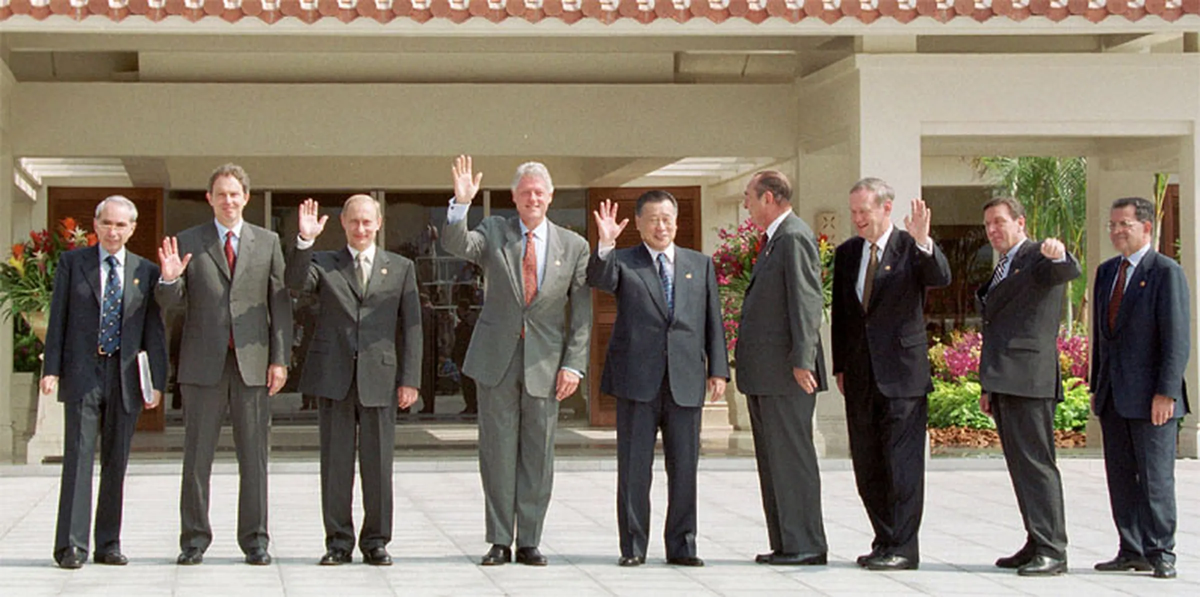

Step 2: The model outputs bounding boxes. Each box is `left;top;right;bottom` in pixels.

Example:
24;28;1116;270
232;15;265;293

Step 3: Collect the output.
976;196;1080;577
286;195;422;566
158;163;292;566
737;170;829;566
1091;197;1189;580
442;155;592;566
587;192;728;568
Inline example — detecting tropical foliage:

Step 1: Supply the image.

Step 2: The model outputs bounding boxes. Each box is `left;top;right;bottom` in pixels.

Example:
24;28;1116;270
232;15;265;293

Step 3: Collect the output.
0;218;97;320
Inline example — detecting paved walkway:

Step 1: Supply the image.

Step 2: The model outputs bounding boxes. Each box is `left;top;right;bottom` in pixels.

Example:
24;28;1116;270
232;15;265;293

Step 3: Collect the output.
1;457;1197;596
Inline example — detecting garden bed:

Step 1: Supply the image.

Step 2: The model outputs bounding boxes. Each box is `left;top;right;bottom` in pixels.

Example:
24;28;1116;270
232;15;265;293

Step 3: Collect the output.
929;426;1087;449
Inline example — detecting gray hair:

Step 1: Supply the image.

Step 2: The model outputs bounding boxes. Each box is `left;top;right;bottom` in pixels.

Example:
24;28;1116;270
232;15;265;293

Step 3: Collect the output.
95;195;139;222
850;177;895;206
511;162;554;193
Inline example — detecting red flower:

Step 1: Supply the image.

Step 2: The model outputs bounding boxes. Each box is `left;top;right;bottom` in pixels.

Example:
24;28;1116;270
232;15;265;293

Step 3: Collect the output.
11;243;24;259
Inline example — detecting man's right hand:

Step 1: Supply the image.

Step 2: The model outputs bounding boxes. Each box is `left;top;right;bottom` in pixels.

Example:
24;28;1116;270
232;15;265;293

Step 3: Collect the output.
592;199;629;247
40;375;58;396
979;391;992;416
158;236;192;282
452;154;483;204
298;198;329;242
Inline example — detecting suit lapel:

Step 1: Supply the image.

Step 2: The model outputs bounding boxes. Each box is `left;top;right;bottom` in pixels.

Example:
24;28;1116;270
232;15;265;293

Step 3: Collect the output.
1114;251;1155;332
532;222;566;307
83;246;102;305
365;251;390;301
1096;259;1116;337
337;248;362;301
672;249;690;319
503;218;526;304
121;253;142;320
203;224;232;281
235;225;257;287
633;245;670;320
866;231;902;313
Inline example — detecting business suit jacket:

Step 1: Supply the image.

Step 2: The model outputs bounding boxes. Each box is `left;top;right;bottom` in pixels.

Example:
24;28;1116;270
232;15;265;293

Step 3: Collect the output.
831;231;951;398
977;240;1080;401
1091;250;1190;419
156;222;292;386
441;215;591;397
285;245;422;405
587;245;729;406
735;213;827;394
44;246;168;409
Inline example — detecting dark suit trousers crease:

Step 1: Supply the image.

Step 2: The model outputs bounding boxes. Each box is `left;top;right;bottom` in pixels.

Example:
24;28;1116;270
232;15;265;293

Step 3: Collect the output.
477;338;558;548
319;380;396;553
616;380;701;560
747;392;828;555
179;350;271;554
992;392;1067;558
55;353;138;558
1099;399;1178;563
843;358;926;561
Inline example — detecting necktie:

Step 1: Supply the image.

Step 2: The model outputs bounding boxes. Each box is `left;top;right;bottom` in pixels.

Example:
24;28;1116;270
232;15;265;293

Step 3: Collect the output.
224;230;237;274
357;252;371;292
523;231;538;306
657;252;674;319
861;243;879;306
988;253;1009;294
99;255;122;355
1108;259;1129;331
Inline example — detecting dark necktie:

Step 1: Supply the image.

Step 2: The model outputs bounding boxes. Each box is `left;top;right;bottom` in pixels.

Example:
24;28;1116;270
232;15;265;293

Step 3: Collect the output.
98;255;122;355
224;230;237;274
657;252;674;319
523;231;538;306
1108;259;1130;331
357;252;371;293
861;242;879;306
988;253;1009;294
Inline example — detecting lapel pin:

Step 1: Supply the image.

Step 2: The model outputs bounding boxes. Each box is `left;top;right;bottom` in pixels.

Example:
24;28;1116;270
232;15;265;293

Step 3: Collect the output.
133;279;140;286
685;273;692;279
1140;281;1146;287
380;268;388;276
884;265;891;271
1013;269;1021;275
555;260;561;266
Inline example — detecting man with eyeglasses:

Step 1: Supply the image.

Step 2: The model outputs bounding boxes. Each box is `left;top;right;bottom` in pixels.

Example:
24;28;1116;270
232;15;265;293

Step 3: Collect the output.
1090;197;1189;580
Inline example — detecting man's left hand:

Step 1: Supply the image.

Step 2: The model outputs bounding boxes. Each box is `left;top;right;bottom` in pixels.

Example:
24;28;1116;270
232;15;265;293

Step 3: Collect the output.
1151;394;1176;426
904;198;932;248
147;390;163;410
555;369;580;402
267;364;288;396
398;386;419;409
707;377;727;402
1040;238;1066;260
793;368;817;394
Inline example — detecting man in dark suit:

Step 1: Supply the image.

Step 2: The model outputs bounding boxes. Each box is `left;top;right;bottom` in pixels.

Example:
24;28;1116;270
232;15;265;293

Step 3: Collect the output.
157;163;293;566
441;156;592;566
285;195;422;566
587;192;729;568
1090;196;1189;580
976;196;1080;576
831;178;951;571
737;170;829;566
42;196;168;569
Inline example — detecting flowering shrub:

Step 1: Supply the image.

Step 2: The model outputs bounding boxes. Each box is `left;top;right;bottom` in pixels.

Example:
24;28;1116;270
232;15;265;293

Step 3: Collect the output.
930;326;1087;382
0;218;97;320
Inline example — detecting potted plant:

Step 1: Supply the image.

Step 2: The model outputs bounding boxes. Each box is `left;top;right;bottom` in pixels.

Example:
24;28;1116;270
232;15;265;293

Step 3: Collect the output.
0;218;97;342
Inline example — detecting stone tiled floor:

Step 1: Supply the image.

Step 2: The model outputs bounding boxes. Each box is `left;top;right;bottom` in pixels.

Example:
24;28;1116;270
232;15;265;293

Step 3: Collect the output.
1;458;1197;596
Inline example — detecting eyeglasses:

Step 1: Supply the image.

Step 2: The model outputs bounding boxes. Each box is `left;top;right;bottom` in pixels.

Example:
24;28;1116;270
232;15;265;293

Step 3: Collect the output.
95;221;133;231
1105;220;1140;232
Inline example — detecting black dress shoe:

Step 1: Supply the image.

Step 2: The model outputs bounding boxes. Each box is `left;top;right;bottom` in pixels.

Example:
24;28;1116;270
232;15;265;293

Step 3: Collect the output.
667;556;705;567
618;556;645;567
319;549;352;566
515;546;548;566
94;551;128;566
176;549;204;566
57;548;85;570
245;549;272;566
856;548;884;567
1152;560;1177;579
995;547;1035;569
1094;555;1152;572
768;552;827;566
755;551;778;564
480;544;512;566
363;546;393;566
865;554;918;571
1017;554;1067;576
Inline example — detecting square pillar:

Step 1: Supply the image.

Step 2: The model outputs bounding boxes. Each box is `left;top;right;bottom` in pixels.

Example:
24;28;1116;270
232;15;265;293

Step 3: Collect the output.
1177;134;1199;458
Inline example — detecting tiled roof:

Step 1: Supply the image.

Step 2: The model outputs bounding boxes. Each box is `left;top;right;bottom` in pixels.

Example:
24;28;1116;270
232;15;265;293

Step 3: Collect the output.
0;0;1192;25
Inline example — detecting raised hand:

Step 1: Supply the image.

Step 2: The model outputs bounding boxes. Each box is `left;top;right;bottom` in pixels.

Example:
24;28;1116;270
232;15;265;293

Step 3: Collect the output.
158;236;193;282
1040;238;1065;260
904;198;932;248
298;198;329;241
452;154;483;204
592;199;629;246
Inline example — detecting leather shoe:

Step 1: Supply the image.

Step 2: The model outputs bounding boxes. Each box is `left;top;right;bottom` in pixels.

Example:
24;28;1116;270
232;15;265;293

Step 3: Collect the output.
1094;555;1152;572
516;546;548;566
94;551;128;566
995;547;1035;569
57;548;85;570
363;546;392;566
319;549;352;566
755;551;778;564
767;552;827;566
618;556;645;567
480;544;512;566
176;549;204;566
667;556;705;567
856;548;883;567
865;554;918;571
1017;554;1067;576
244;549;272;566
1152;560;1177;579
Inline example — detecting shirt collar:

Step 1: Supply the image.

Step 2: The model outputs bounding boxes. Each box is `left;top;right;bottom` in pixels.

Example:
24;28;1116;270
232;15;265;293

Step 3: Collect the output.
1004;238;1027;263
765;211;791;240
215;219;244;240
644;243;676;264
1125;242;1152;269
519;218;549;241
348;244;377;262
866;224;894;252
99;245;126;267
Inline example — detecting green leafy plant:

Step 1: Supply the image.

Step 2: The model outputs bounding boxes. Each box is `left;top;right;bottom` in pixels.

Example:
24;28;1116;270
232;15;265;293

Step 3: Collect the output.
0;218;97;321
928;378;994;430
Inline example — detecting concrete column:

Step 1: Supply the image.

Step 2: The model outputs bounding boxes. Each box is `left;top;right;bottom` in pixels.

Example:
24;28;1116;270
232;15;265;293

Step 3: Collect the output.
1177;134;1199;458
0;57;12;461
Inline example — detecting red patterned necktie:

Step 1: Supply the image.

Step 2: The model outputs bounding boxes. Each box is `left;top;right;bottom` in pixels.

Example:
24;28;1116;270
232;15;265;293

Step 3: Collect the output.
224;230;237;274
523;231;538;306
1108;259;1129;330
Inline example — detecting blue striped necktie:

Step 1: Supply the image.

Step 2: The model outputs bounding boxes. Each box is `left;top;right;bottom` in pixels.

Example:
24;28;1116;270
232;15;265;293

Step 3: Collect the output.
657;252;674;319
98;255;122;354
